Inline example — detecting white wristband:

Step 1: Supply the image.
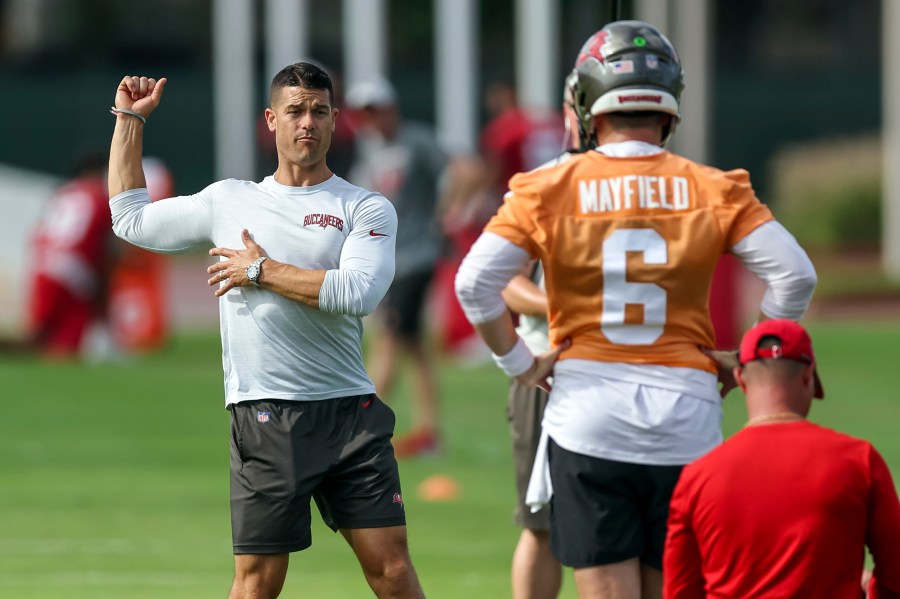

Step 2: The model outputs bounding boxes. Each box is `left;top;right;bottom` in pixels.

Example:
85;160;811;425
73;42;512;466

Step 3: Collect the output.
492;336;535;377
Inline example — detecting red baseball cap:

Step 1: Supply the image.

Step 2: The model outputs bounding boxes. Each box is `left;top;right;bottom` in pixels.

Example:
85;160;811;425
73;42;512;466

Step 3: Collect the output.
739;319;824;399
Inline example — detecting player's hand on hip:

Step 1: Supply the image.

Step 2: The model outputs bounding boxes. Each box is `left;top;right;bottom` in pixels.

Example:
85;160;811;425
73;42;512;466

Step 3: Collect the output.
514;338;572;392
702;348;740;398
114;75;167;118
207;229;267;297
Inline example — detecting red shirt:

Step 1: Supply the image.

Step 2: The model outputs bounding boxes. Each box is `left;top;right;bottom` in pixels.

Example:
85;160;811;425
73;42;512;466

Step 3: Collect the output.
28;175;112;352
480;107;564;190
664;420;900;598
32;175;111;298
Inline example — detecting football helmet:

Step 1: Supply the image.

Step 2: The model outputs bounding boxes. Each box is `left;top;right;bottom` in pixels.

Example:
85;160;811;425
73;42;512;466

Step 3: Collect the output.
570;20;685;145
563;70;594;152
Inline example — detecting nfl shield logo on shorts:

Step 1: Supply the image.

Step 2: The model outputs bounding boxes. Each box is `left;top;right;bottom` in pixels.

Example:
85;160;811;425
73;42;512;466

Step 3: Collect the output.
257;410;270;423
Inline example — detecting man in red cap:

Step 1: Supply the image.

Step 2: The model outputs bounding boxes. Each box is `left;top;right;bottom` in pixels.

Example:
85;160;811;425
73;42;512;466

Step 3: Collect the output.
664;319;900;598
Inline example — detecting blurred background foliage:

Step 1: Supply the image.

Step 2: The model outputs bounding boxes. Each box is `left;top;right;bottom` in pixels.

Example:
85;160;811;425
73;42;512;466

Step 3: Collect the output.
770;134;900;298
773;136;882;251
0;0;891;300
0;0;883;199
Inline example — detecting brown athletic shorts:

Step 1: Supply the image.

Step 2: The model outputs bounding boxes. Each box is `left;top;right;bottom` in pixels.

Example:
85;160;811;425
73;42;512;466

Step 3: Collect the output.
507;379;551;530
229;395;406;554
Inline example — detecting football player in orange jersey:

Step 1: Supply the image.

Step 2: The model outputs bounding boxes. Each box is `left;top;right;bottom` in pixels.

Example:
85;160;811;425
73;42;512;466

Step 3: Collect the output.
456;21;817;599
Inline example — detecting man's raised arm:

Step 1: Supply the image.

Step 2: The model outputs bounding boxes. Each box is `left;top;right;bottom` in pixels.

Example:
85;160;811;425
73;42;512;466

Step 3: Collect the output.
109;76;167;197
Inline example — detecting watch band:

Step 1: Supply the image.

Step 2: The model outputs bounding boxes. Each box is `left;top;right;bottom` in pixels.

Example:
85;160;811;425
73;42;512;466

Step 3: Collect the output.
248;256;268;287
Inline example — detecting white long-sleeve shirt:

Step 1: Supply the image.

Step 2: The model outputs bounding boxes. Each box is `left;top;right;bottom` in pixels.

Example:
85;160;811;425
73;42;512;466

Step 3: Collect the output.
110;174;396;405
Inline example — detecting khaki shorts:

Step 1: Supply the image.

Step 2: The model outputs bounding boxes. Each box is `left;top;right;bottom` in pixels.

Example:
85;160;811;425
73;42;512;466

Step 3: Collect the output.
229;395;406;554
507;379;551;530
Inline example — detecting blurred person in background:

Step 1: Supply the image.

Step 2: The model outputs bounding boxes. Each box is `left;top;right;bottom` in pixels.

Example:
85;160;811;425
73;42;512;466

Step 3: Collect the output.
107;156;173;353
433;153;496;362
436;81;567;363
107;63;424;599
346;76;448;459
502;259;561;599
456;21;817;598
480;81;566;195
2;154;170;360
664;319;900;598
500;75;586;599
25;150;118;358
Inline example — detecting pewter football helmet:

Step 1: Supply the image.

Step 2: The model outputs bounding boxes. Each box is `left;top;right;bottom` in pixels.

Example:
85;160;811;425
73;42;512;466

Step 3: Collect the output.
570;20;685;145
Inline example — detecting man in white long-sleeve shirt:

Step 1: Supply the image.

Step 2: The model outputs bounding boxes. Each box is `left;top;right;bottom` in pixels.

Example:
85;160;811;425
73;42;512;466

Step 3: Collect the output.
108;62;424;599
455;22;816;599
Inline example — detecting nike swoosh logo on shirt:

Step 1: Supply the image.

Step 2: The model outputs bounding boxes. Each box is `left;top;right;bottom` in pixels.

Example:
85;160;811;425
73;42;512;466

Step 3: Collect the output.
369;230;388;237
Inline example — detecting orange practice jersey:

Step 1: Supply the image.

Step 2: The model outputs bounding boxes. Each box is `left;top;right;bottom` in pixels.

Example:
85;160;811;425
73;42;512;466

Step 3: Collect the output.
485;150;773;373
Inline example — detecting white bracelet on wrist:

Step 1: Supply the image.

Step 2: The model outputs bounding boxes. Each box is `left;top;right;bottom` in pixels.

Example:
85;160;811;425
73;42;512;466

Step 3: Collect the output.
110;106;147;124
492;336;535;377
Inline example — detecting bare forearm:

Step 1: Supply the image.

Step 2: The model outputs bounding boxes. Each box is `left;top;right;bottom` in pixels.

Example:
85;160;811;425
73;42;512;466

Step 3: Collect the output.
108;75;166;197
109;116;147;197
258;260;326;309
472;313;519;356
502;274;547;317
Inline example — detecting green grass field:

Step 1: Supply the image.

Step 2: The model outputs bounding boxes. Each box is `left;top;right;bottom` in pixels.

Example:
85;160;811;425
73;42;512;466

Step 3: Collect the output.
2;319;899;598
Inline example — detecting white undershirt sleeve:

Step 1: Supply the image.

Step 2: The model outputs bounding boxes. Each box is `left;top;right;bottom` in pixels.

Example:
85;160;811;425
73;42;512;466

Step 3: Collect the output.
731;220;818;320
455;232;532;324
319;194;397;317
457;223;815;328
109;186;214;253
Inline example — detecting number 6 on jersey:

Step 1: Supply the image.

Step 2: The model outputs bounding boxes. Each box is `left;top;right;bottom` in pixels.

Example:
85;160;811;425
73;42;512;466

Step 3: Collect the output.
601;228;667;345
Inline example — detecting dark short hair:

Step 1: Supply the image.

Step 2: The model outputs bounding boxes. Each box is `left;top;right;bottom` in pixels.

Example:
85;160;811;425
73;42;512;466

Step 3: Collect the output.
270;62;334;106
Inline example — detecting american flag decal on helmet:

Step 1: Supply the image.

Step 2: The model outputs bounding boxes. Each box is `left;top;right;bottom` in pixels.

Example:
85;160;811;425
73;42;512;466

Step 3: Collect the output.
610;60;634;74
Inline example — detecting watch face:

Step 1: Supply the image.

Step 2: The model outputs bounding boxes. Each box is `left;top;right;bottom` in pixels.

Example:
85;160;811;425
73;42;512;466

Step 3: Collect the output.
247;257;266;285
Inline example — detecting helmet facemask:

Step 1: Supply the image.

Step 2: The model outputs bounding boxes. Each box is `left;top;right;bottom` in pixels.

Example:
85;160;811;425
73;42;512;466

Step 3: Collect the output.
563;70;595;152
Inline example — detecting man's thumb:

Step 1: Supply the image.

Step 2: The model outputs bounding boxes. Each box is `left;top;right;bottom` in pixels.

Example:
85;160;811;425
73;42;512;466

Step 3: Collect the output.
151;78;167;103
553;337;573;356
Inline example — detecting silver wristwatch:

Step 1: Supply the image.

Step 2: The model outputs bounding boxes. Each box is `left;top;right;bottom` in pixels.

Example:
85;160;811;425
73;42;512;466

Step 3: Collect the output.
246;256;268;287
